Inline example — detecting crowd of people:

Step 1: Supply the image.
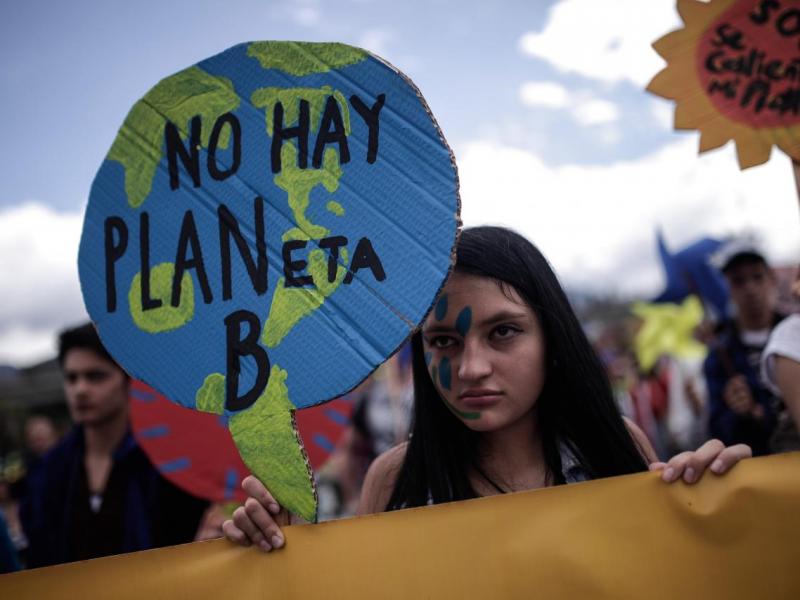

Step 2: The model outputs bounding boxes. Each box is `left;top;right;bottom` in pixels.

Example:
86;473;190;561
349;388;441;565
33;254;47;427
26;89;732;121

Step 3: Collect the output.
602;239;799;461
0;227;797;571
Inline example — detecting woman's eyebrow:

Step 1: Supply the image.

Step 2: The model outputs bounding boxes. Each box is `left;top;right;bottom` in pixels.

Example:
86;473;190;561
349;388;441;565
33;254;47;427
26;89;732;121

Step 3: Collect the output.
422;323;454;335
424;310;529;334
478;310;529;327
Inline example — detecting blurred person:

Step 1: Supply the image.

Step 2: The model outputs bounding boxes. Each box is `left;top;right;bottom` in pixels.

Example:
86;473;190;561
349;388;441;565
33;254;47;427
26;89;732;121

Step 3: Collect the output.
629;357;670;459
316;351;413;520
23;416;59;459
20;323;208;568
0;510;20;573
664;355;707;454
6;415;60;561
9;416;59;502
704;240;784;455
761;278;800;452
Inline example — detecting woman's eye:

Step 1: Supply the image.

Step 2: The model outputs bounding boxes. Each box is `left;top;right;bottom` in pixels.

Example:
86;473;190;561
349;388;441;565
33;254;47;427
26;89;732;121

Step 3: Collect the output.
429;335;456;349
492;324;520;340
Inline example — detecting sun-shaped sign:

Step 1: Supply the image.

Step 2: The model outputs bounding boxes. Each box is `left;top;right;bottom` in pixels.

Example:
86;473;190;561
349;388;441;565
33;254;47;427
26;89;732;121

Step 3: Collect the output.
78;42;460;522
648;0;800;169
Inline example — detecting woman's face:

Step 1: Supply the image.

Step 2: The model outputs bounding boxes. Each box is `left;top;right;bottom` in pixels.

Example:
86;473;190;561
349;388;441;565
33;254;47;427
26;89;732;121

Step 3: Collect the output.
421;272;546;434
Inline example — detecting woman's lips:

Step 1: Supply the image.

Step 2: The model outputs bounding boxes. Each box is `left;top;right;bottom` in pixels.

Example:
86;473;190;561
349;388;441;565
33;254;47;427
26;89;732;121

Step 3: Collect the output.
459;390;502;409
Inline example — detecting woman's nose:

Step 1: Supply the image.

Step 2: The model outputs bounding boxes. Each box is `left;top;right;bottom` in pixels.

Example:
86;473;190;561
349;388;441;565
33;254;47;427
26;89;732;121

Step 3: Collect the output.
458;340;492;381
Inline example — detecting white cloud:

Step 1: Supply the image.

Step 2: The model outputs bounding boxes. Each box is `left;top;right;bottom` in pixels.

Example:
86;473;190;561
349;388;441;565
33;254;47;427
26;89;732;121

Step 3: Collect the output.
518;0;680;86
651;98;674;131
519;81;570;108
596;124;622;145
455;137;800;297
357;29;394;58
571;98;619;125
518;81;621;128
294;6;321;27
0;203;87;366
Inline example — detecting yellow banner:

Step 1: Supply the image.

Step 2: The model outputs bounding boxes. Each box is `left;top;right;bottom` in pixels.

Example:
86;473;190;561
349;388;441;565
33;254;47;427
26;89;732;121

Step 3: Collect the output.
3;453;799;599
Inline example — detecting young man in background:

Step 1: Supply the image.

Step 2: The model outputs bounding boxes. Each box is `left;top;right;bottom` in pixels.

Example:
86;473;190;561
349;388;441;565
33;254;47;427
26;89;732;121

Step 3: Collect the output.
20;323;207;567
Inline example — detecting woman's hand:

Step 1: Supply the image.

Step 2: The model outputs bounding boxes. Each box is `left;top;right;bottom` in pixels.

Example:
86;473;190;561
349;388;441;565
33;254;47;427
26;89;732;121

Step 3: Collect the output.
221;475;289;552
649;439;752;484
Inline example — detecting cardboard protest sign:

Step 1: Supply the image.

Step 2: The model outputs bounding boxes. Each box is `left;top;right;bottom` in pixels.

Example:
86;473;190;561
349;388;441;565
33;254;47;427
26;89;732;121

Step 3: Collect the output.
78;42;460;521
648;0;800;169
129;380;354;503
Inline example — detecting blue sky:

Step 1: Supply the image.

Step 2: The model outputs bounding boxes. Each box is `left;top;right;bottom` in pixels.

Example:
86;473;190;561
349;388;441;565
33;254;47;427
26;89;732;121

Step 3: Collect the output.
1;0;798;364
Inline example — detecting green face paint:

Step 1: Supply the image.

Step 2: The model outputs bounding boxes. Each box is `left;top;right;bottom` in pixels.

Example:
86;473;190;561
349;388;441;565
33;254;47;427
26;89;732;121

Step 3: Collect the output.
434;294;448;321
441;396;481;421
429;356;480;420
455;306;472;338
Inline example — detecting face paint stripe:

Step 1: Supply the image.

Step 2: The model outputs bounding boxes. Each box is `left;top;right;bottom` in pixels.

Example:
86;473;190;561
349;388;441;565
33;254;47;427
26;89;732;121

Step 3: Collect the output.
434;294;448;321
442;397;481;421
424;352;432;366
439;357;452;390
455;306;472;338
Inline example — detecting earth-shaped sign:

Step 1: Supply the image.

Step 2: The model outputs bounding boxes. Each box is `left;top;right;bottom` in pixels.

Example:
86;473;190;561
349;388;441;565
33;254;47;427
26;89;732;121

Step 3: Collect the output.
79;41;460;521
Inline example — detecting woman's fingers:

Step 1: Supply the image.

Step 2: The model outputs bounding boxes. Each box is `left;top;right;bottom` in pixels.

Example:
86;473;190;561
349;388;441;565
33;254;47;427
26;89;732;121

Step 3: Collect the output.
221;518;251;546
709;443;752;475
244;497;285;550
659;439;751;484
242;475;282;515
230;505;272;550
680;438;726;483
660;451;692;483
221;476;289;552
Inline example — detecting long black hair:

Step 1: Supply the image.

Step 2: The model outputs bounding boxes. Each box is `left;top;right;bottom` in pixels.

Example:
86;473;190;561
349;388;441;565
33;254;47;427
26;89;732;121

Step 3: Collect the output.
386;226;648;509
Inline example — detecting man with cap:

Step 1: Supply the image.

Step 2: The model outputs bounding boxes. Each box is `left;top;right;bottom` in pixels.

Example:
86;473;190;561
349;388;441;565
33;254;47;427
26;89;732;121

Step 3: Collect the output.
704;238;784;455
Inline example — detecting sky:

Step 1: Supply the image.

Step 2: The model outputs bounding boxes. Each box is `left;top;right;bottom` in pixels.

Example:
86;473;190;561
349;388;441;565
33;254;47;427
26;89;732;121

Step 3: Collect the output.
1;0;798;366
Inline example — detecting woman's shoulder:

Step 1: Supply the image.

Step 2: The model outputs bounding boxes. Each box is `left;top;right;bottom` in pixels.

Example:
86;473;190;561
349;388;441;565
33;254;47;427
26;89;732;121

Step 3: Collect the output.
622;417;658;464
357;441;408;516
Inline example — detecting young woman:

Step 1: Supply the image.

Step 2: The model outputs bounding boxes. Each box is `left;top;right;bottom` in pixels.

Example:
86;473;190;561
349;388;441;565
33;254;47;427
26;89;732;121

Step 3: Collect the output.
223;226;751;552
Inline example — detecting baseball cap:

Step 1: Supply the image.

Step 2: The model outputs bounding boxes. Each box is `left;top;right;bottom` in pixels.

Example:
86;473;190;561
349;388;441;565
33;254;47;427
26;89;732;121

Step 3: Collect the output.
710;236;768;274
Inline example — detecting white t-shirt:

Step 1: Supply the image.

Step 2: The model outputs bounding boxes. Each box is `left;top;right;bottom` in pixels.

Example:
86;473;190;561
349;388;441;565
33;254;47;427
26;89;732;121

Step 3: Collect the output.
761;315;800;394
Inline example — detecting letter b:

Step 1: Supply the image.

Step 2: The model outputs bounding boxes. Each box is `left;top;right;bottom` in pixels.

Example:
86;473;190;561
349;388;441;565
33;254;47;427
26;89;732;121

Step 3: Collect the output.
224;310;270;411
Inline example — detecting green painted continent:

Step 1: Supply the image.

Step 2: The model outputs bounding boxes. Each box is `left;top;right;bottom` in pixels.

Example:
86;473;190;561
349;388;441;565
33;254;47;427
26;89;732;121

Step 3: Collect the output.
195;373;225;415
262;247;349;348
247;41;367;76
128;262;194;333
250;85;350;138
228;365;317;522
108;66;240;208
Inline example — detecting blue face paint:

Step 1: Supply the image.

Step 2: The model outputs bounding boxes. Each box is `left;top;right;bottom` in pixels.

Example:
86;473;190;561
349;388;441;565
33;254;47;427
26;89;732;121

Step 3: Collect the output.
434;294;449;321
424;352;432;366
455;306;472;338
439;357;452;390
